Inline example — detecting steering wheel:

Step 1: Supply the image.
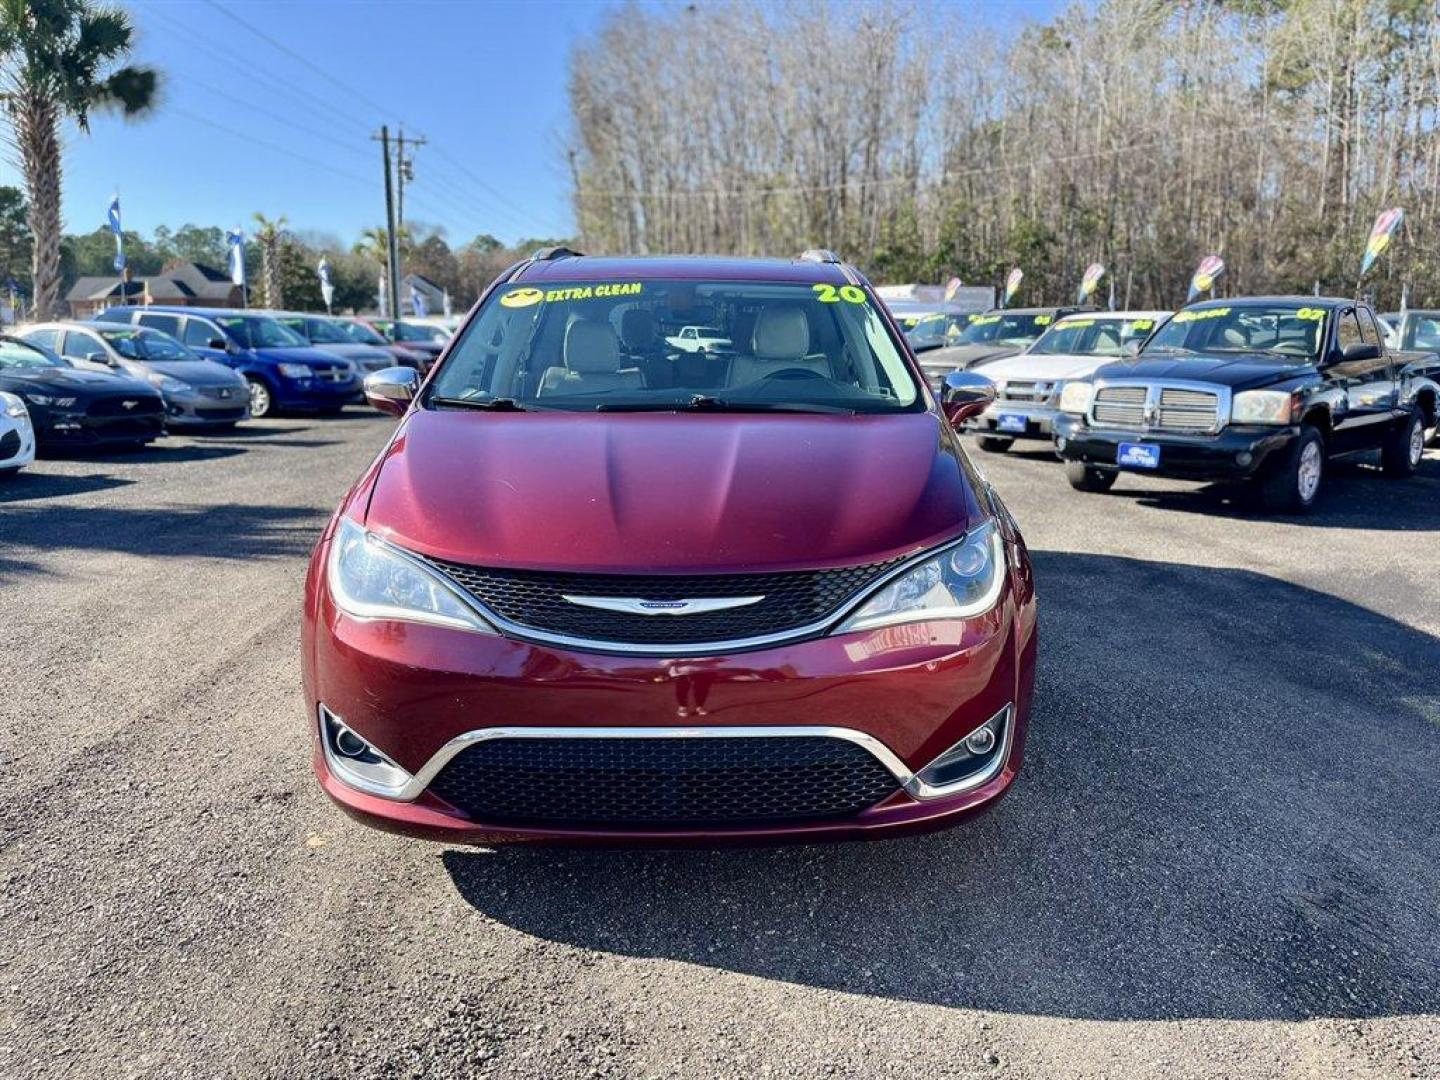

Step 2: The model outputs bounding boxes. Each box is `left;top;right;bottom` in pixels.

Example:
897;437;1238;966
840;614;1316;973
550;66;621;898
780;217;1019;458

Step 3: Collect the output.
761;367;828;380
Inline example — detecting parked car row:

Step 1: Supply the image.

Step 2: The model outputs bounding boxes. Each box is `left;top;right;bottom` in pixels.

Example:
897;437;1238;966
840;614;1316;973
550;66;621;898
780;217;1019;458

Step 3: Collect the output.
936;295;1440;513
0;309;456;478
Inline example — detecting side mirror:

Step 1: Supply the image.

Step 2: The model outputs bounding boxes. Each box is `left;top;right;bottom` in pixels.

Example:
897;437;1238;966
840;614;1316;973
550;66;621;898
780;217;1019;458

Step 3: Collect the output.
364;366;420;417
1124;341;1142;359
84;351;111;365
941;370;996;425
1340;342;1381;362
207;337;228;351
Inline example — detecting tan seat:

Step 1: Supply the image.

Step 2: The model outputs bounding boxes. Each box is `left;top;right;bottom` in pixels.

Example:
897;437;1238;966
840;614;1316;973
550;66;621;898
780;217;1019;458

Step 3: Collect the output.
539;318;645;396
727;305;832;386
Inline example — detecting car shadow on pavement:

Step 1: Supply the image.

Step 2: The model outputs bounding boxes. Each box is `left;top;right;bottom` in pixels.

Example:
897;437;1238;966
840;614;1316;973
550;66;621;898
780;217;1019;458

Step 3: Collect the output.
40;443;248;466
1108;452;1440;530
443;552;1440;1022
0;471;135;504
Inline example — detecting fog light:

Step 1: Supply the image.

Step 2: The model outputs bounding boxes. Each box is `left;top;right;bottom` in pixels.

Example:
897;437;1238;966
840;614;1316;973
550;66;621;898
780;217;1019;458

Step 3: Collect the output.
964;726;996;755
1236;452;1252;466
319;705;415;798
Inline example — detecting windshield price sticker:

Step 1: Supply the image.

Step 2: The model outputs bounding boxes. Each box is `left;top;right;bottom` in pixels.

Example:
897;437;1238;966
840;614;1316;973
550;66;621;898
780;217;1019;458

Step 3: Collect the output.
1172;307;1232;324
812;284;866;304
1130;319;1154;331
1294;307;1326;321
1034;315;1052;325
969;314;1002;326
1058;318;1095;329
501;283;643;308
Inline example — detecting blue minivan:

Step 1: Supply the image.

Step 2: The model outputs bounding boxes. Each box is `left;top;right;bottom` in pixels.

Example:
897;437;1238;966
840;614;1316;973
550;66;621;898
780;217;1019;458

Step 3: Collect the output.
97;305;360;418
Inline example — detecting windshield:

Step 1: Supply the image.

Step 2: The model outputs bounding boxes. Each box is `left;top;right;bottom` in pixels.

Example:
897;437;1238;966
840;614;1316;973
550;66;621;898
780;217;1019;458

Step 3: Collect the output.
1143;304;1325;362
285;317;349;345
905;313;962;341
1400;313;1440;352
341;320;389;346
953;311;1052;346
428;279;922;414
387;321;442;343
98;327;199;362
1028;315;1161;357
0;337;66;369
216;315;307;349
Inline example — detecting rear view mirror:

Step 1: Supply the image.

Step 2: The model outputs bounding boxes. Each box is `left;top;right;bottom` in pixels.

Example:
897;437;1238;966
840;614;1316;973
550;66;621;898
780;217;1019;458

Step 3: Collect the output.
1340;342;1381;362
942;370;996;425
364;366;420;417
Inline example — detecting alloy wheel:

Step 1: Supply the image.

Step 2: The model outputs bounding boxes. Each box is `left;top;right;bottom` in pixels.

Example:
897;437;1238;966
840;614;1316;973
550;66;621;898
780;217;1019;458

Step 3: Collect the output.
1297;440;1323;503
1409;419;1424;467
248;379;271;418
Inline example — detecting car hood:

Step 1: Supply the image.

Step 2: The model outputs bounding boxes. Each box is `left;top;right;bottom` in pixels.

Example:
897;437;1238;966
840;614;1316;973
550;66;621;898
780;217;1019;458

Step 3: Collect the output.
251;345;346;366
309;342;395;364
1095;352;1313;390
918;343;1027;371
0;366;155;395
979;352;1110;381
146;360;245;387
366;411;979;572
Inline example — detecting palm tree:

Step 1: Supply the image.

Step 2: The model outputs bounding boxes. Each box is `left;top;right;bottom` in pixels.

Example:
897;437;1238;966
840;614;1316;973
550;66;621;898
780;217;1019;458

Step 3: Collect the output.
252;211;287;309
0;0;158;317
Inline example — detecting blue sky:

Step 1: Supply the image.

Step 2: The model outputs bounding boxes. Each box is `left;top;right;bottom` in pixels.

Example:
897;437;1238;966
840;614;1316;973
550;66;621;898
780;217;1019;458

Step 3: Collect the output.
33;0;1060;250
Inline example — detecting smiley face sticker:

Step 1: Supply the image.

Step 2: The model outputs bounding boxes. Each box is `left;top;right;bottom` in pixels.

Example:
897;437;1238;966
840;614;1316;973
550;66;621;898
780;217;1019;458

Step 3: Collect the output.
500;287;545;308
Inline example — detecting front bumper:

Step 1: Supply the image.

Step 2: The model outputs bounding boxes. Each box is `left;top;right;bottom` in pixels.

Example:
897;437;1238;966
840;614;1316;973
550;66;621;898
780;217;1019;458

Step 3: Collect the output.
31;406;165;446
273;376;361;409
302;544;1036;845
163;390;249;427
0;421;35;469
966;402;1060;440
1052;414;1298;479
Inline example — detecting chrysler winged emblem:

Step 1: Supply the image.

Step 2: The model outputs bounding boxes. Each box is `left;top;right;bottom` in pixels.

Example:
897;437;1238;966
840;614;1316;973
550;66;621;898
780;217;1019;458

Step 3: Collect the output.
561;595;765;616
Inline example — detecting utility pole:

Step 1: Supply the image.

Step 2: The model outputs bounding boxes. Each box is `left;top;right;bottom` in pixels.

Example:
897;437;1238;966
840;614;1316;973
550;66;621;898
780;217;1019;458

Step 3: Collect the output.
395;126;425;232
372;125;401;322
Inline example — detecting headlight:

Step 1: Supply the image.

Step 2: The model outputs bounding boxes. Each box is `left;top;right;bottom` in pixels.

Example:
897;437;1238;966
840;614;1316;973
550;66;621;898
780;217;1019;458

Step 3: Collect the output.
278;363;314;379
2;393;26;419
21;392;77;408
150;375;193;394
1058;381;1094;415
835;521;1005;633
1231;389;1295;425
328;517;494;633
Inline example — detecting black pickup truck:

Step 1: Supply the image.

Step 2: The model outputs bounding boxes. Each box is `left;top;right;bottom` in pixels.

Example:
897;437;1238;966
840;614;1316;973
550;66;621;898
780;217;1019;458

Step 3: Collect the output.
1051;296;1439;512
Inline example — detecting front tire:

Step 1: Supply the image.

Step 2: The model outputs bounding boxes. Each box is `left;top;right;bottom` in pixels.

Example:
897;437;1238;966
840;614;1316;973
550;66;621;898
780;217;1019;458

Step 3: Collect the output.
976;435;1014;454
1065;461;1118;492
1256;424;1324;513
246;377;275;419
1381;407;1425;477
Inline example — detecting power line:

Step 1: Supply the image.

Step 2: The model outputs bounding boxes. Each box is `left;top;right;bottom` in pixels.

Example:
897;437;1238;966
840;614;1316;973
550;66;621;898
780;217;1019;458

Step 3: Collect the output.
169;107;373;189
174;72;373;163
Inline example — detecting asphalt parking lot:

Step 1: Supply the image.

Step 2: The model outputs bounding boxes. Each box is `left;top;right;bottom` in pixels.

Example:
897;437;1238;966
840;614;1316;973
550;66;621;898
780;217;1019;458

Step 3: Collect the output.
2;414;1438;1080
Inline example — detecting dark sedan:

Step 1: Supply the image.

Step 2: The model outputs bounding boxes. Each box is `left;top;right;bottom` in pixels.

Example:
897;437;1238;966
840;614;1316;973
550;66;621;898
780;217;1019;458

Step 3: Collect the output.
0;335;164;448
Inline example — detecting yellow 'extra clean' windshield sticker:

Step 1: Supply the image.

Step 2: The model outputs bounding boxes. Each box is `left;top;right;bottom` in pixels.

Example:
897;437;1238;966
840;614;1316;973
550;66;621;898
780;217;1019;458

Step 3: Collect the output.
501;283;643;308
1172;307;1232;324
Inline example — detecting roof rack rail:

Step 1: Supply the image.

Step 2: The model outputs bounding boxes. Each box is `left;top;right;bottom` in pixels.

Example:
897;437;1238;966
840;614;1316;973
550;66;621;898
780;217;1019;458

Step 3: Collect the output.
531;246;584;261
798;249;841;264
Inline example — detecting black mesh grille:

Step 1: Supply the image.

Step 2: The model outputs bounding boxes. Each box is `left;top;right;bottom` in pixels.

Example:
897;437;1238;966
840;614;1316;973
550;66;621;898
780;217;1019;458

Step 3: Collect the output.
427;736;902;827
88;395;163;417
422;556;905;646
0;429;19;460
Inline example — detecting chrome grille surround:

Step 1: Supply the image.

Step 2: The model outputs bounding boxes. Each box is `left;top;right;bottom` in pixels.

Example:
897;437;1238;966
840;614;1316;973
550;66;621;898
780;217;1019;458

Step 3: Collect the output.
1088;379;1230;435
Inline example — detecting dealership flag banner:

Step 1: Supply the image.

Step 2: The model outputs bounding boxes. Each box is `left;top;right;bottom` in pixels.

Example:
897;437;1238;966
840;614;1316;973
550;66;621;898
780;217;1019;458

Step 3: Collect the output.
1187;255;1226;302
1077;263;1105;304
227;228;246;288
318;256;334;313
943;277;962;302
410;283;427;318
107;195;125;272
1002;268;1023;308
1360;207;1404;278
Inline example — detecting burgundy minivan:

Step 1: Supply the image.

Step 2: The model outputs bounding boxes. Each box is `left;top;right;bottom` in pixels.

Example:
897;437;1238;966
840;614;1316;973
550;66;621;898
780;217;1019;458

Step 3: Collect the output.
301;249;1037;843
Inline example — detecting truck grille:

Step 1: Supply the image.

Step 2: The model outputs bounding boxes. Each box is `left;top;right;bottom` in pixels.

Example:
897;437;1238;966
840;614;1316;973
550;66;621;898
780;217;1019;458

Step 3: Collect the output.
1091;384;1221;432
315;365;353;383
998;380;1054;403
1092;385;1146;427
1157;388;1220;431
422;556;906;648
426;735;902;828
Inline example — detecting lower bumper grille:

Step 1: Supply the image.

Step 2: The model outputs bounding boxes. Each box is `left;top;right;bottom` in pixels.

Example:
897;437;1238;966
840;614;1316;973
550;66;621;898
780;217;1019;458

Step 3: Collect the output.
0;429;19;461
426;735;902;828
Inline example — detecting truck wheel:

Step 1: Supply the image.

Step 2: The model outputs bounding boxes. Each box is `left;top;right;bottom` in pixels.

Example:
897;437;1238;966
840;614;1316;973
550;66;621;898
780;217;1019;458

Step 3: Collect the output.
1257;424;1324;513
976;436;1013;454
246;377;275;419
1065;461;1118;492
1380;407;1425;477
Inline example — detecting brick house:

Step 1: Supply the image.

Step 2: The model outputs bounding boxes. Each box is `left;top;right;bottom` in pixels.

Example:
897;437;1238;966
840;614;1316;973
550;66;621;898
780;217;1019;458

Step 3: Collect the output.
66;260;244;318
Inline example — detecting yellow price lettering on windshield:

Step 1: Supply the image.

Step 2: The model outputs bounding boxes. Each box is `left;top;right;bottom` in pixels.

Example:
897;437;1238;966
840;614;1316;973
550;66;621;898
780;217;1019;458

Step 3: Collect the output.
1294;307;1326;321
1033;315;1053;325
500;287;544;308
1130;319;1154;331
813;284;866;304
1058;318;1095;329
1172;307;1231;324
969;314;1002;326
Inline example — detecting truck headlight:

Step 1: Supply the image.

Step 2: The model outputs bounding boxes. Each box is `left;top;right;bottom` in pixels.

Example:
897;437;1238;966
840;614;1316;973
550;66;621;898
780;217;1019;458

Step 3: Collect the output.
1059;382;1094;415
1231;390;1295;425
328;517;495;633
835;521;1005;633
278;363;314;379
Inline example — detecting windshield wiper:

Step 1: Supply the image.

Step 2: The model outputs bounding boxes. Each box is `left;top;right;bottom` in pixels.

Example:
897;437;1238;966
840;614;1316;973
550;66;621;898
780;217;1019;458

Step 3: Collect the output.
431;396;529;411
596;394;856;415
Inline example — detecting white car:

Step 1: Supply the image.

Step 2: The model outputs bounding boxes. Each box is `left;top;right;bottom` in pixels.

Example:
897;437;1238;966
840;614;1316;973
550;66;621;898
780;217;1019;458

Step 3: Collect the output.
964;310;1172;452
0;390;36;477
665;325;732;353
